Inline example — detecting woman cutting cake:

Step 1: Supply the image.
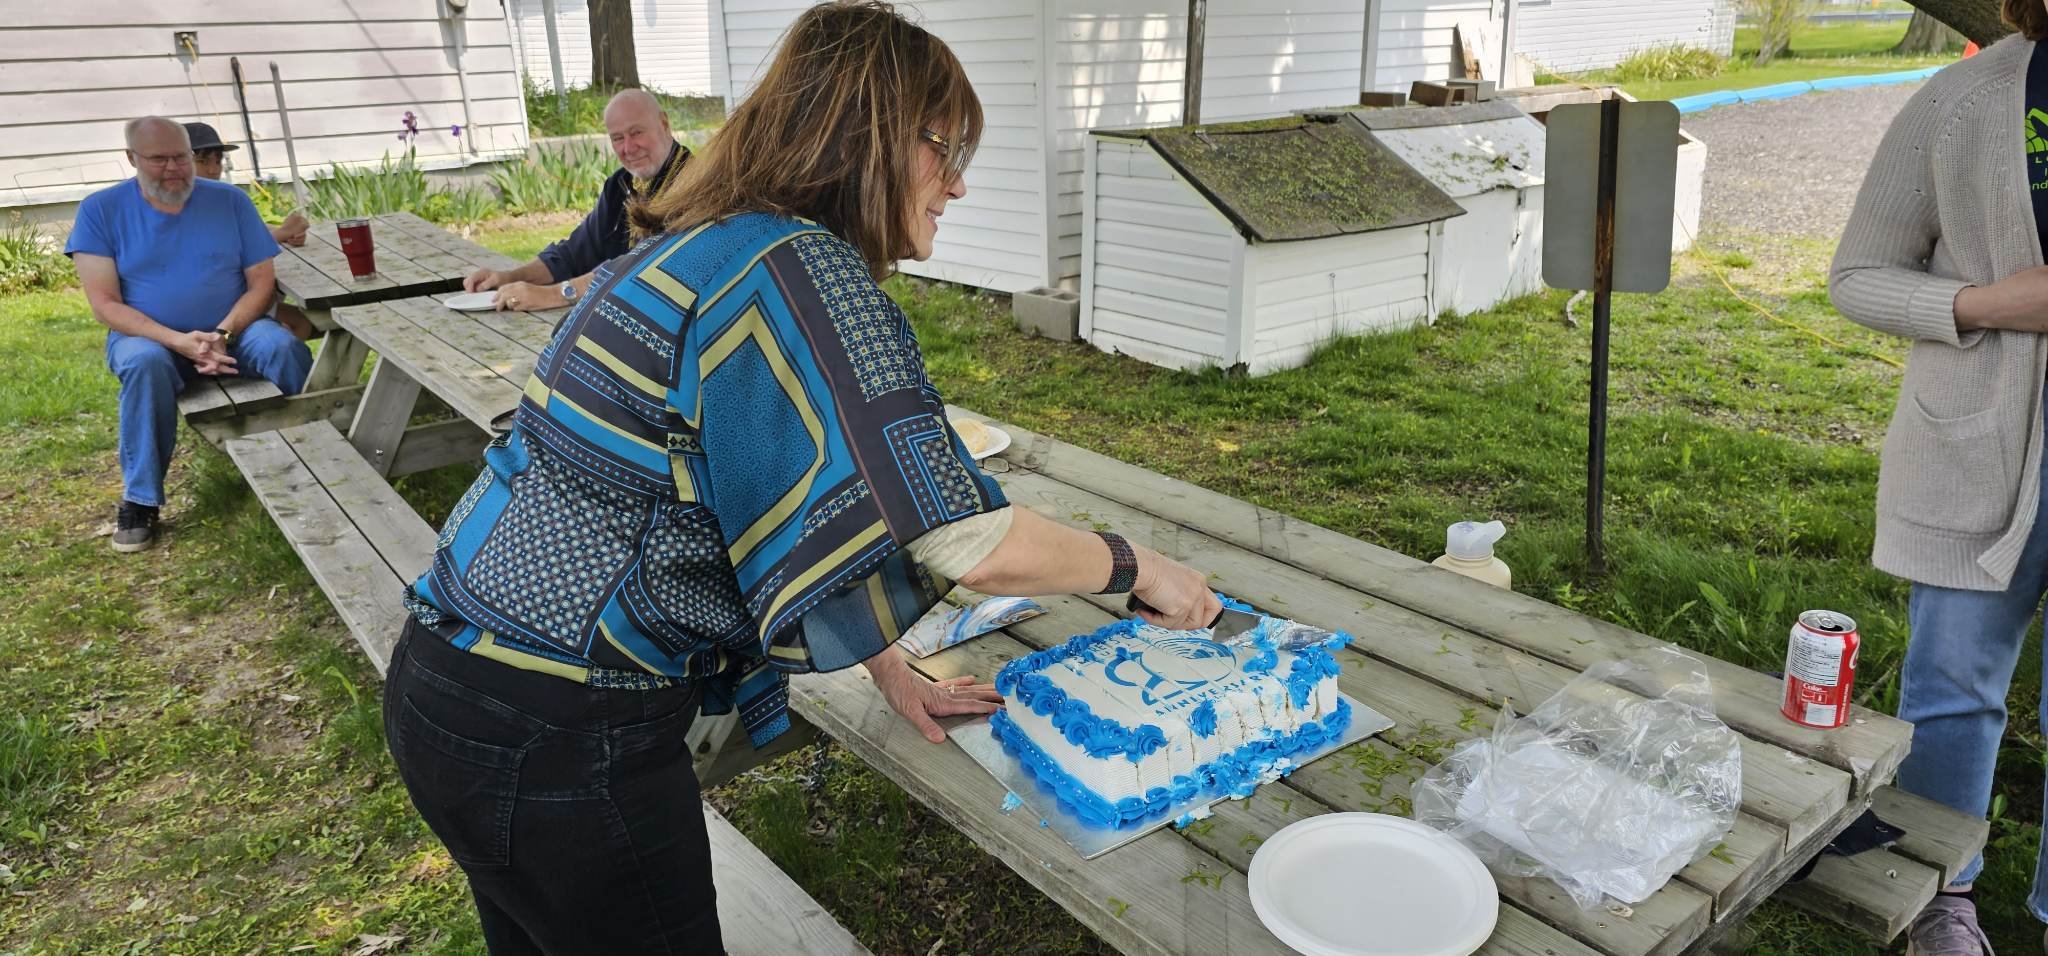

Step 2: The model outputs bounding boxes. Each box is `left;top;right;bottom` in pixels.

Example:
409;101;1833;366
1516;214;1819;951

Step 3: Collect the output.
379;2;1220;951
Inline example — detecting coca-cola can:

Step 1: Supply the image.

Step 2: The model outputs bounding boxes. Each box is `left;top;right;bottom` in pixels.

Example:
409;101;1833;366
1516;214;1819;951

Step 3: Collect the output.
1782;609;1859;729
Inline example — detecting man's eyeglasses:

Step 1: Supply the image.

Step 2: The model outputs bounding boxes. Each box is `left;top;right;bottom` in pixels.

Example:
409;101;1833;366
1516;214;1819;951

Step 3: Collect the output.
132;151;193;169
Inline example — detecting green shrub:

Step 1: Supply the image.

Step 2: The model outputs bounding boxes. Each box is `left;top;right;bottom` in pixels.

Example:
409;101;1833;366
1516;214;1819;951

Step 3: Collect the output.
1611;46;1728;83
522;74;724;138
0;214;75;294
489;141;611;216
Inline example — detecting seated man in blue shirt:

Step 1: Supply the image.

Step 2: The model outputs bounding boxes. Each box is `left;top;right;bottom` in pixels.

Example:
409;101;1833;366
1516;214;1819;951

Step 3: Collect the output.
462;89;690;312
66;116;313;552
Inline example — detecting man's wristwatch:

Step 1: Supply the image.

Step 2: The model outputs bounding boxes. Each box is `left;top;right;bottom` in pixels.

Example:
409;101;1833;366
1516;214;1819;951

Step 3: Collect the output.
1094;531;1139;595
214;326;236;349
559;281;579;304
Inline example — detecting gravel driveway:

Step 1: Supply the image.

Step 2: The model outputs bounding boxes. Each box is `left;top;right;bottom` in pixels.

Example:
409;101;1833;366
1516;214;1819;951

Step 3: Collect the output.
1684;83;1921;240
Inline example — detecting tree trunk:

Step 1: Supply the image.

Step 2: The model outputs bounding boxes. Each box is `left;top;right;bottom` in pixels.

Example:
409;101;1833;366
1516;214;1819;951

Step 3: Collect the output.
1895;9;1966;53
1904;0;2012;46
589;0;640;89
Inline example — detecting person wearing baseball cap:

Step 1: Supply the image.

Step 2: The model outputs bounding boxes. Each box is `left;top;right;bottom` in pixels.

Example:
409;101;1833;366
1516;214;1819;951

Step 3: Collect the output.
184;121;312;339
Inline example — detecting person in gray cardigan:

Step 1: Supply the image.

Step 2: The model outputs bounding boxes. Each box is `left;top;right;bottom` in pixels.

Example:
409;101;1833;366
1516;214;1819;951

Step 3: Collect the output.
1831;4;2048;950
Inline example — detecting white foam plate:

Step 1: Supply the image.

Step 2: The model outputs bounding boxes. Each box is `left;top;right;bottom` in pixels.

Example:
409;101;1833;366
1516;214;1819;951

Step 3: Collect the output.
970;424;1011;461
1248;813;1498;956
443;291;501;311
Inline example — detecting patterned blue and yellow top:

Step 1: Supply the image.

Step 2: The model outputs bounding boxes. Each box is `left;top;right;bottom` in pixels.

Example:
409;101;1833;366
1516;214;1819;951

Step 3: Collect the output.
406;213;1009;745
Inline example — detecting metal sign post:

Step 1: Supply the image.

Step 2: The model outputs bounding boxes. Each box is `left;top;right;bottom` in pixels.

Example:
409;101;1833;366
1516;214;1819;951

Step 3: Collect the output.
1543;97;1678;575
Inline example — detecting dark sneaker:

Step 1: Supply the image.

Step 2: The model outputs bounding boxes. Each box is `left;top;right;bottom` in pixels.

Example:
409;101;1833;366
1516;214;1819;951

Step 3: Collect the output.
1905;895;1993;956
112;501;158;553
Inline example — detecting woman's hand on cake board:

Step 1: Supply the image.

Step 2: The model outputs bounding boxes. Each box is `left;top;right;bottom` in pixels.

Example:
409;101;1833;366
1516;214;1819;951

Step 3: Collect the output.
864;646;1002;743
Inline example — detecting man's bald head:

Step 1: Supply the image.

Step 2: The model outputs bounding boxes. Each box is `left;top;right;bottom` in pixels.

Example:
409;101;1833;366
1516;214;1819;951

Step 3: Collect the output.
603;89;675;180
124;116;195;207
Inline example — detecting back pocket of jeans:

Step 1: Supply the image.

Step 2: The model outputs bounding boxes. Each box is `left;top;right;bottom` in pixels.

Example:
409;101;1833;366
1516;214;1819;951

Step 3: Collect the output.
393;694;524;868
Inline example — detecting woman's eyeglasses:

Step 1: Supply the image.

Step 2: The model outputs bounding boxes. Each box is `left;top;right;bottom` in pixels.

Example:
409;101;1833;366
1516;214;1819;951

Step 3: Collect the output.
917;127;950;158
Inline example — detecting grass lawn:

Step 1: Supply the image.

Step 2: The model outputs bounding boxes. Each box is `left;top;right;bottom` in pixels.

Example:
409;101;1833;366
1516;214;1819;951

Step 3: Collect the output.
1586;19;1960;103
2;219;2040;953
522;78;723;139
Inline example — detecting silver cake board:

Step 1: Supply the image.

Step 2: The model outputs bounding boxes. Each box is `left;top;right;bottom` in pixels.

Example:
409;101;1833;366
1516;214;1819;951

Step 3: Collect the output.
951;693;1394;860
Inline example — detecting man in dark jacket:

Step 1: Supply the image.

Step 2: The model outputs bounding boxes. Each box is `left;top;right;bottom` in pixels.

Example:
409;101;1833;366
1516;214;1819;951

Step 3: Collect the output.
464;89;689;311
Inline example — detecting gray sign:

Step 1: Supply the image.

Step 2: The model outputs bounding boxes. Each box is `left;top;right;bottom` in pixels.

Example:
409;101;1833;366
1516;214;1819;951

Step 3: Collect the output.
1543;101;1679;293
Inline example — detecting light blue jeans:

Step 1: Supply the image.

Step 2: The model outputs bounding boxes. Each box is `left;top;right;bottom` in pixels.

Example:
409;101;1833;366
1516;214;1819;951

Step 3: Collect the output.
1897;451;2048;920
105;318;311;507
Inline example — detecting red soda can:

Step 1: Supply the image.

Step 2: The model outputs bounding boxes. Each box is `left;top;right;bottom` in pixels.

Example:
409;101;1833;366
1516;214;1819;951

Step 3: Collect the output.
1781;609;1859;729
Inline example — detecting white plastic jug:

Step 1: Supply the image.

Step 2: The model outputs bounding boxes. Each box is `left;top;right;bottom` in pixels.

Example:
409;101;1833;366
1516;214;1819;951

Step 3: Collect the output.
1433;520;1511;589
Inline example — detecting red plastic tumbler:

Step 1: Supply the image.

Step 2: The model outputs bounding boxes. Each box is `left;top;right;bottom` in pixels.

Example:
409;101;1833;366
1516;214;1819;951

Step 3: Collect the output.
337;219;376;280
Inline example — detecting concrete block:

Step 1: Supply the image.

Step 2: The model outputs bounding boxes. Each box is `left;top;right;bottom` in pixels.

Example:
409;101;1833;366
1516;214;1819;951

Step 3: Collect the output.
1013;286;1080;341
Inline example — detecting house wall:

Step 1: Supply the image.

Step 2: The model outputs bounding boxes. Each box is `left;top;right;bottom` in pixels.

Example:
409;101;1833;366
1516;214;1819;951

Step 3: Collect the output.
1082;136;1245;371
722;0;1047;293
1367;0;1495;93
1434;187;1542;315
1245;224;1434;374
0;0;529;207
509;0;725;97
1515;0;1735;75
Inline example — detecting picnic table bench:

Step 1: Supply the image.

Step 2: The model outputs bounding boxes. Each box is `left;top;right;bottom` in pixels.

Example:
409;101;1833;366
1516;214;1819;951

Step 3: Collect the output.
191;234;1984;951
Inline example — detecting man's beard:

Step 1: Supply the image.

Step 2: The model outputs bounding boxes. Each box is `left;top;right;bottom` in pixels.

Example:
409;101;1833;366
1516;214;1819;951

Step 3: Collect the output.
139;177;192;206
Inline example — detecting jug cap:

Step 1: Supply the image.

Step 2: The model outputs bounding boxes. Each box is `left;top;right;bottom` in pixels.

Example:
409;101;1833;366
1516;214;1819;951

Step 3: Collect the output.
1446;520;1506;560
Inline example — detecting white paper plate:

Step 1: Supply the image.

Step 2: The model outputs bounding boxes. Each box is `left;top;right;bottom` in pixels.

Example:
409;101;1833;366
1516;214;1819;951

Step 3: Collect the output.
1248;813;1498;956
443;291;501;311
970;424;1010;461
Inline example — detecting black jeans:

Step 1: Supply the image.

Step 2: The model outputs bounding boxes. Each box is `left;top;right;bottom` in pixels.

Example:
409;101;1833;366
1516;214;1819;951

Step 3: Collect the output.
383;619;725;955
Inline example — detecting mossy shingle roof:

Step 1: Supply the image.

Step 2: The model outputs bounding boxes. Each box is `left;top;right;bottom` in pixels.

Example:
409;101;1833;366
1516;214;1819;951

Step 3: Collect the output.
1111;115;1465;243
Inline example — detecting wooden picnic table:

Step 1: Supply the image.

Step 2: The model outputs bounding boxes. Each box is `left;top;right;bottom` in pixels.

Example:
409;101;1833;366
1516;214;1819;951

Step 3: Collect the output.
319;288;1965;954
275;212;524;393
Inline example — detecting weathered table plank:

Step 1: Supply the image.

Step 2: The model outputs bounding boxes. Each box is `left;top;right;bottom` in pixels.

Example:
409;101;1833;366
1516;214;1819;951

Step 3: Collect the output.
277;213;514;310
959;410;1914;796
332;302;526;432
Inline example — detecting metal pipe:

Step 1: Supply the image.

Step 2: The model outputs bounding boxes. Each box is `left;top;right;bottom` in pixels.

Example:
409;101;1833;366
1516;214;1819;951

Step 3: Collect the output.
1586;94;1620;576
268;62;310;208
449;15;478;155
229;56;261;177
541;0;568;112
1183;0;1206;125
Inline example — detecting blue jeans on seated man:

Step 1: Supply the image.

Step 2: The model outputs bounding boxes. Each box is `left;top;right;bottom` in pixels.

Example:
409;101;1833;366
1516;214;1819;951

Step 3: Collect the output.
1898;453;2048;922
105;317;312;508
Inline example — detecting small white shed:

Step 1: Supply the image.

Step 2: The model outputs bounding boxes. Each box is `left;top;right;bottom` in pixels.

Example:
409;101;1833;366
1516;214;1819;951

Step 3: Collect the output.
1348;101;1545;315
720;0;1372;294
1082;114;1466;375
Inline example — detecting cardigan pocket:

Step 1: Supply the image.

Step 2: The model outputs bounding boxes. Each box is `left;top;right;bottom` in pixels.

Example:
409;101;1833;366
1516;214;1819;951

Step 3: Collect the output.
1883;397;2012;535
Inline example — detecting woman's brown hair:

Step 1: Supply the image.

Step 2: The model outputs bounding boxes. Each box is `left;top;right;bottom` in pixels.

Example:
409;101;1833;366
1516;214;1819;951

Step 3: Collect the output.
2006;0;2048;41
630;1;982;278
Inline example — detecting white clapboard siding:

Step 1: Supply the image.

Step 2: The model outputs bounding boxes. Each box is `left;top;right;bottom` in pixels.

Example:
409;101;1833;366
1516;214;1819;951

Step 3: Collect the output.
1245;226;1434;374
1514;0;1734;75
720;0;1048;293
1082;137;1244;371
509;0;725;97
1368;0;1494;93
0;2;527;207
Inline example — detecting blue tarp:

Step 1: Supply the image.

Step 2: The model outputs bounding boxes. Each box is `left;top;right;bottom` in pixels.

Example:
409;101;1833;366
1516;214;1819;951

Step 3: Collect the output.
1670;65;1946;114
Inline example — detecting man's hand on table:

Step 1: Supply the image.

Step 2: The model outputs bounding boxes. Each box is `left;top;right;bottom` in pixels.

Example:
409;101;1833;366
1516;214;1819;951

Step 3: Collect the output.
864;645;1002;744
171;330;236;376
464;267;514;293
491;280;566;312
273;212;309;247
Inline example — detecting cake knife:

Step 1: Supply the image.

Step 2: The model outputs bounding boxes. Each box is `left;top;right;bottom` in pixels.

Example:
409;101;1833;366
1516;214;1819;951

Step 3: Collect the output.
1125;596;1263;643
1127;596;1344;650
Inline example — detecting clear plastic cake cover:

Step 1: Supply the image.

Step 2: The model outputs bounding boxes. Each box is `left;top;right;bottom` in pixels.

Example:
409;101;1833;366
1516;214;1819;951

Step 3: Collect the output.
1411;647;1743;908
